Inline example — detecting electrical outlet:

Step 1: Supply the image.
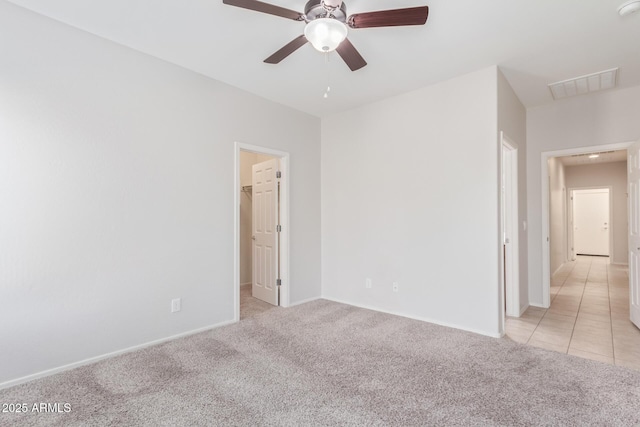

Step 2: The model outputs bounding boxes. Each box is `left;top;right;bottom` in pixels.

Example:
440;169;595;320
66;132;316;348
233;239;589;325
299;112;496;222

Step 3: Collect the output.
392;282;399;293
171;298;181;313
365;278;372;289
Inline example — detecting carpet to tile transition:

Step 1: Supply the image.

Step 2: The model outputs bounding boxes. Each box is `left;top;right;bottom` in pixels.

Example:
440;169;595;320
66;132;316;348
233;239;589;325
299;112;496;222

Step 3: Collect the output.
1;299;640;426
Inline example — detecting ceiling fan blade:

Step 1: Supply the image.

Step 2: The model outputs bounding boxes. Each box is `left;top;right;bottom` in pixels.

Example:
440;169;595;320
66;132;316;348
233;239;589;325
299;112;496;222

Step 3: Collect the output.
223;0;304;21
264;35;308;64
348;6;429;29
335;38;367;71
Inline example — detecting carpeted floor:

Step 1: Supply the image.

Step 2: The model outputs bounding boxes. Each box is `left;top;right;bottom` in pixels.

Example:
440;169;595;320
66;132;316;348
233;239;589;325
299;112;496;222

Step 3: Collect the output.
239;283;276;320
2;299;640;426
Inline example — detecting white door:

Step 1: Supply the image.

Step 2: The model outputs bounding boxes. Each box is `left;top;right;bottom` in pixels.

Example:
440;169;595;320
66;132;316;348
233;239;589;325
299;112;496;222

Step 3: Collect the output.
573;189;609;256
501;138;519;318
628;141;640;328
567;193;576;261
252;158;279;306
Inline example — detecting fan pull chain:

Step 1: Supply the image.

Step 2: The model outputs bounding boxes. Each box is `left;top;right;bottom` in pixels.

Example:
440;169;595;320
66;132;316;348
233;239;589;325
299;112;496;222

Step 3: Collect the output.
323;52;331;99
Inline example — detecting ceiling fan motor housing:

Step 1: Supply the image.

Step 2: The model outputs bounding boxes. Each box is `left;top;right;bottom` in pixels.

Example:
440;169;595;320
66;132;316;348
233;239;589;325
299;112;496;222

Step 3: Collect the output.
305;0;347;22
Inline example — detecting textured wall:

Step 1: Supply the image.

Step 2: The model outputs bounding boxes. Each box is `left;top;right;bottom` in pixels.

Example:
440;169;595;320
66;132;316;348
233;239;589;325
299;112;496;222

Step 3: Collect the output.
322;67;501;337
0;3;321;385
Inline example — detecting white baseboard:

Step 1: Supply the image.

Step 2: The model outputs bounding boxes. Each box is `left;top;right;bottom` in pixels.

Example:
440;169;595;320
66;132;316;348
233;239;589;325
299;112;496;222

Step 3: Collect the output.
287;296;321;307
0;319;236;391
321;296;502;338
508;303;530;318
552;263;565;277
529;302;548;309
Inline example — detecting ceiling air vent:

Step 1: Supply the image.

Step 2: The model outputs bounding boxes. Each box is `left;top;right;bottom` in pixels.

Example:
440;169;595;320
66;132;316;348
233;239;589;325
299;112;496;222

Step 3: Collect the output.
548;68;618;100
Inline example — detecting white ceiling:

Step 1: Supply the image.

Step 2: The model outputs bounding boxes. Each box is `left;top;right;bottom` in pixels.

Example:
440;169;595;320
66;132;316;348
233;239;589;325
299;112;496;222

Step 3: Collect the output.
7;0;640;117
558;149;627;166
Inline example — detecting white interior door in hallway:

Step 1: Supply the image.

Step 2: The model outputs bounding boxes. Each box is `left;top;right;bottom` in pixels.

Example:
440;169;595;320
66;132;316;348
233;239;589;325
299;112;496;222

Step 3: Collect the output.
628;140;640;329
501;133;519;319
573;188;610;256
252;158;280;306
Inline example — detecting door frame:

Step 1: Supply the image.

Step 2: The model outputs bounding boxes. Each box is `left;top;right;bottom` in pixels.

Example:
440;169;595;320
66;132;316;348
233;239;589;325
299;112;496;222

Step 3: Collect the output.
500;132;520;325
568;186;613;258
234;142;291;322
540;142;631;308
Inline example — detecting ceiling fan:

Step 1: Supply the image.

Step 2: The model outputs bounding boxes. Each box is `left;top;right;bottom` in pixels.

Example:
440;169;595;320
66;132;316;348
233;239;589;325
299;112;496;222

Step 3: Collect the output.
222;0;429;71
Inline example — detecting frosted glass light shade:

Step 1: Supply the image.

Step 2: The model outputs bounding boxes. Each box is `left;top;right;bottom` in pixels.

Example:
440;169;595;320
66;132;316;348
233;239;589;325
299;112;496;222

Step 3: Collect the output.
618;0;640;16
304;18;348;52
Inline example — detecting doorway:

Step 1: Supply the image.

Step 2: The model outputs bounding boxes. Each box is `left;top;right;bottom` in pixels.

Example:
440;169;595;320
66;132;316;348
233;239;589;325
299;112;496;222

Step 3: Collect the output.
540;142;631;307
569;188;611;258
234;142;290;322
501;132;520;324
504;142;640;366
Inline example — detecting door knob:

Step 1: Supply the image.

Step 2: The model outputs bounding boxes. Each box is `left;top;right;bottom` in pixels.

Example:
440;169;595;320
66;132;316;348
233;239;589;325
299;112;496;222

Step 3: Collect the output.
252;235;256;240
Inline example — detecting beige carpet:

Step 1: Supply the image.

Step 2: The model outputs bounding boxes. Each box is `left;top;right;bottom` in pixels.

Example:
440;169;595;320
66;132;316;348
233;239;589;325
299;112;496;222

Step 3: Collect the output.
239;283;276;320
1;299;640;426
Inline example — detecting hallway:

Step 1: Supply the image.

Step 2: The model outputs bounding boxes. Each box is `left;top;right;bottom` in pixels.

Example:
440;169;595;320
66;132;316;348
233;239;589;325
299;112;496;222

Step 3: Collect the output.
506;256;640;370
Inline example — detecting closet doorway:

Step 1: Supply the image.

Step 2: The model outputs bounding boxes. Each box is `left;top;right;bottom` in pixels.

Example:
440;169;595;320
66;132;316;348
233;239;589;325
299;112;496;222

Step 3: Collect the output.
234;142;290;322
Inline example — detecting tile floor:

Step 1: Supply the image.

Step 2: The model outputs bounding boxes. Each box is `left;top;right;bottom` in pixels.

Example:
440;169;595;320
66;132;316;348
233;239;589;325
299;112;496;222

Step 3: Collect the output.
506;255;640;371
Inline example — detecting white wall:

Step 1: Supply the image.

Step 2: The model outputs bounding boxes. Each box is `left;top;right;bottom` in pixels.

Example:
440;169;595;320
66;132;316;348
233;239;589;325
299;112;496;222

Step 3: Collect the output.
527;85;640;305
321;66;501;336
565;161;628;264
0;3;321;385
548;157;567;275
497;69;528;313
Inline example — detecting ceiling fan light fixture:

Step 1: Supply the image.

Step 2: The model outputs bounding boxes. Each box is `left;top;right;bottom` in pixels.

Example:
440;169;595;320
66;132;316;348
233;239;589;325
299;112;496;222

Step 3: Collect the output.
304;18;348;52
618;0;640;16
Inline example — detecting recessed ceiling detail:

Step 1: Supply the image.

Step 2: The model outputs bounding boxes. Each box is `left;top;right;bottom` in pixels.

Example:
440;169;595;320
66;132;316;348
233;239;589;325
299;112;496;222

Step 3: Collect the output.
570;151;615;158
548;68;619;100
558;150;627;166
